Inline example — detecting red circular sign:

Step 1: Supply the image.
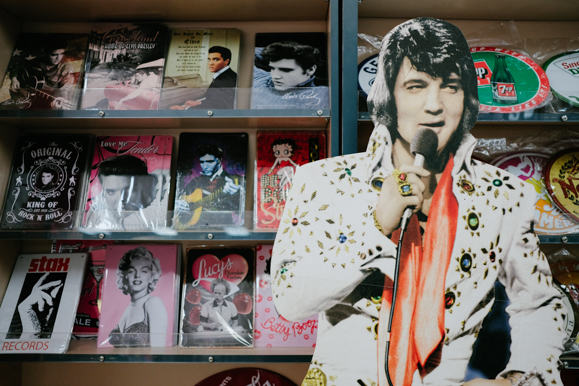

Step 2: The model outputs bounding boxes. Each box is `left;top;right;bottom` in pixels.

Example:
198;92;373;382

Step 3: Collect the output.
194;368;298;386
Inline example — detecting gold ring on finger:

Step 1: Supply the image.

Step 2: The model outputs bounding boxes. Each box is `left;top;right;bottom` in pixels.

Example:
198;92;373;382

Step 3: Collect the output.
395;173;408;185
392;169;409;185
398;183;412;196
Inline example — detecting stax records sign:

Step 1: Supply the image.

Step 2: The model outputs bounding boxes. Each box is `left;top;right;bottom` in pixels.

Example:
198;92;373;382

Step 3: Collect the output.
471;47;550;113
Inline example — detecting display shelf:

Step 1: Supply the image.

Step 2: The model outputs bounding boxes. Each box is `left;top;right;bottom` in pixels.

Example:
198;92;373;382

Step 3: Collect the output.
0;0;329;23
357;0;579;21
0;109;330;129
0;229;277;241
3;226;579;244
538;235;579;245
561;356;579;370
477;113;579;123
358;111;579;124
0;340;314;363
2;230;578;243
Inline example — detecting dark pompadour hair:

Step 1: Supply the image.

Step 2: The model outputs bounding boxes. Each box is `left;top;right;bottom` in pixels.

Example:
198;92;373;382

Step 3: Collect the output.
198;144;224;160
98;155;148;177
44;38;68;53
261;41;320;72
208;46;232;63
40;168;56;177
367;18;479;155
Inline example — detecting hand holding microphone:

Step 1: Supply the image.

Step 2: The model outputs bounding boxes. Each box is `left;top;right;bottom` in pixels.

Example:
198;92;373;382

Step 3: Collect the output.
375;128;439;236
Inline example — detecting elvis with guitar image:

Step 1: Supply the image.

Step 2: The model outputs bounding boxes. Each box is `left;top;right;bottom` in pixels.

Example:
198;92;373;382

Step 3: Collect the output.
173;134;247;230
0;33;88;110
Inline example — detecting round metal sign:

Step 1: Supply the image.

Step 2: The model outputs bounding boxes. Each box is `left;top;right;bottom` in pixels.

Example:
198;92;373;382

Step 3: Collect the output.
545;148;579;223
195;368;298;386
544;51;579;108
358;54;379;98
492;151;579;235
471;47;550;113
552;278;579;350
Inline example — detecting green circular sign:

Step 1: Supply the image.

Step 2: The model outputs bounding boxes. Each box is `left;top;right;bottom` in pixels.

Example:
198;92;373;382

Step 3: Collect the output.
471;47;550;113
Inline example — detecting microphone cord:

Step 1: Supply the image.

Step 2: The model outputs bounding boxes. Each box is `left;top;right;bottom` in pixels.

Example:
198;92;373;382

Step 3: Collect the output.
385;217;409;386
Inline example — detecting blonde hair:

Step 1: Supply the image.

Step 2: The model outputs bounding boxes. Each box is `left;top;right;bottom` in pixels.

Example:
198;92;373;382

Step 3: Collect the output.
116;246;162;295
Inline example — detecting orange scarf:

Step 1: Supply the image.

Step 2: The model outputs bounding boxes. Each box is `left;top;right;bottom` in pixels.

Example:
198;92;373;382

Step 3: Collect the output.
378;157;458;385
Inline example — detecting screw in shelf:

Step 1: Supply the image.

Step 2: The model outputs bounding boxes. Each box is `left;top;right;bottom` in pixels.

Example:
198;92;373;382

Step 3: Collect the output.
207;110;214;116
99;111;105;117
561;115;568;122
99;233;105;240
208;356;214;363
208;233;214;240
562;236;569;243
99;356;105;362
317;110;323;116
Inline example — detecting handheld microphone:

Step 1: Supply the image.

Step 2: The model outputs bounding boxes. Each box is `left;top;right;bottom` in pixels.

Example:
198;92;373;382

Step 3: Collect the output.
399;128;439;231
385;128;439;386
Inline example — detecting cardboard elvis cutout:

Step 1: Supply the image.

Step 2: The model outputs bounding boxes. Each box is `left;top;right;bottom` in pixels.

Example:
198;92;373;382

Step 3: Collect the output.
271;18;565;386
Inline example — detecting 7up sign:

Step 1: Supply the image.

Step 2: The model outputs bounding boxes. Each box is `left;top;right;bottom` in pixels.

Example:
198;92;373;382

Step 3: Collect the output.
474;60;492;86
471;47;550;113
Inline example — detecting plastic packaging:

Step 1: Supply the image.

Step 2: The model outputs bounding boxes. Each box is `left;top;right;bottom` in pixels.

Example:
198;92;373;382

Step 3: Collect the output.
475;129;579;235
527;37;579;113
82;135;172;232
